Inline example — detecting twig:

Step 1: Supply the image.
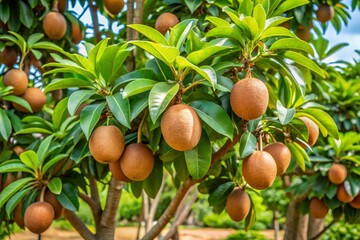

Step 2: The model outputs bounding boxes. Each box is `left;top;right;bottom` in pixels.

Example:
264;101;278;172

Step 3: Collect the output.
88;0;101;43
309;220;335;240
64;209;95;240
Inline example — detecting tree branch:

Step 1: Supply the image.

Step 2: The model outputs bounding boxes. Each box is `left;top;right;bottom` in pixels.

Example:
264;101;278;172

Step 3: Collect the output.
126;0;135;71
64;209;95;240
89;176;102;226
79;192;101;226
211;133;241;166
88;0;101;43
309;220;335;240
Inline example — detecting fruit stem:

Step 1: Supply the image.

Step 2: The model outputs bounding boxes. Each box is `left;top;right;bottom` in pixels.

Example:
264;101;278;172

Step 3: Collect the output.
52;0;59;12
106;115;110;126
137;110;148;143
182;81;204;94
259;133;263;151
40;185;46;202
19;50;30;71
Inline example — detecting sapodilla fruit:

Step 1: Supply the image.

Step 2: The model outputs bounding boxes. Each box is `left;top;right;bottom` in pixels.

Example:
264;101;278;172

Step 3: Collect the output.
230;78;269;121
160;104;202;151
44;191;64;219
155;12;179;35
104;0;125;16
3;69;28;95
43;11;67;40
316;4;334;23
264;142;291;175
225;187;251;221
14;203;24;228
242;151;277;190
0;47;17;67
13;87;47;113
299;117;319;146
328;163;347;185
89;125;125;163
24;202;54;234
350;194;360;209
71;21;84;44
336;184;354;203
109;160;131;182
120;143;154;181
51;89;63;102
310;198;328;218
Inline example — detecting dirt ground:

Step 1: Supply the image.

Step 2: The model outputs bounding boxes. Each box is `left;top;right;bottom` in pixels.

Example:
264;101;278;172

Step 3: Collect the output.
8;227;281;240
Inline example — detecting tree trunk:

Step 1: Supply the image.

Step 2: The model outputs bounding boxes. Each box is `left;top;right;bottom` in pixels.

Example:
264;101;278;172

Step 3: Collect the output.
283;199;308;240
307;215;324;240
274;210;280;240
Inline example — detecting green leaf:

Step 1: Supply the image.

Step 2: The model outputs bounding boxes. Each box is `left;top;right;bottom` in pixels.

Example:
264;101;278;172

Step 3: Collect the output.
260;27;295;40
31;41;62;52
270;38;314;56
56;183;79;211
205;16;231;27
190;101;233;139
239;131;257;159
130;181;143;199
185;0;202;13
245;198;256;230
0;162;33;174
68;90;96;116
48;178;62;195
27;33;44;47
2;95;32;113
106;93;131;128
277;100;295;125
19;1;34;28
20;150;38;171
42;154;69;174
37;136;55;168
143;160;163;199
205;27;244;46
208;181;235;206
52;97;69;131
45;78;93;93
0;108;12;140
16;128;53;135
99;47;130;84
253;4;266;33
169;19;197;50
130;94;149;121
5;188;28;217
282;51;325;78
0;178;34;209
286;142;306;171
272;0;309;17
184;132;212;179
187;45;230;65
128;24;169;45
148;82;179;123
122;79;157;98
80;103;106;140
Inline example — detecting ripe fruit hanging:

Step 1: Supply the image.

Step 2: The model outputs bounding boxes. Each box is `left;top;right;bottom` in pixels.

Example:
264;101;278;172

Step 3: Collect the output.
296;22;313;41
89;125;125;163
44;191;64;219
225;187;251;222
71;21;84;44
24;202;54;234
0;46;17;67
264;142;291;175
43;11;67;40
299;117;319;146
3;69;28;95
310;198;328;218
160;104;202;151
242;151;277;190
336;184;354;203
316;4;334;23
155;12;179;35
109;160;131;182
230;78;269;121
13;87;47;113
328;163;347;185
104;0;125;16
350;194;360;209
120;143;155;181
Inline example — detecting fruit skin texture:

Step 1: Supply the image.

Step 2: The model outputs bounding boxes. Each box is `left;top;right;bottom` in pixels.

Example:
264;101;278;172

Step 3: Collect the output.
310;198;328;218
328;163;347;185
264;142;291;175
336;184;354;203
120;143;155;181
71;21;84;44
230;78;269;121
109;160;131;182
89;125;125;163
44;191;64;219
226;187;251;222
155;12;179;35
242;151;277;190
24;202;54;234
104;0;125;16
13;87;46;113
299;117;319;146
160;104;202;151
3;69;28;96
0;47;17;67
43;12;67;40
316;4;334;23
350;194;360;209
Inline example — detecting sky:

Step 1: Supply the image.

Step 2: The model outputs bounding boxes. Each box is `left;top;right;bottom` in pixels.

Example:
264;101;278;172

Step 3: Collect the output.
70;1;360;63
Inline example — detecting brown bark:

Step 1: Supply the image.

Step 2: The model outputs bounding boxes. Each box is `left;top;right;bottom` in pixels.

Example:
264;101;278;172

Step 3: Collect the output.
307;215;324;240
283;199;309;240
64;209;95;240
89;0;101;43
126;0;135;71
274;210;280;240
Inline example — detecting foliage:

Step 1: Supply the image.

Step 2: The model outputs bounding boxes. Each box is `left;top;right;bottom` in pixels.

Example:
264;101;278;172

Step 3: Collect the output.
226;230;270;240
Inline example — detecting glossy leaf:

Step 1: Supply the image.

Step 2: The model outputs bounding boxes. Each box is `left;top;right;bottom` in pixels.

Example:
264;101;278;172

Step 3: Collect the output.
128;24;168;45
56;183;79;211
0;108;12;140
68;90;96;116
282;51;325;78
270;38;314;56
208;181;236;206
48;178;62;195
106;93;131;128
239;131;257;159
144;160;163;199
37;135;54;167
122;79;157;98
277;100;295;125
20;150;38;171
80;103;106;140
45;78;93;93
0;178;33;209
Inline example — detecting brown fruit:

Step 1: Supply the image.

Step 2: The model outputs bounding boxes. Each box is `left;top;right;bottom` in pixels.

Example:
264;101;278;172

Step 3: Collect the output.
350;194;360;209
280;21;291;30
316;4;334;23
310;198;328;218
109;160;131;182
24;202;54;234
160;104;202;151
43;12;67;40
0;47;17;67
328;163;347;185
337;184;354;203
51;89;63;102
3;69;28;95
104;0;125;16
44;191;64;219
3;173;15;188
299;117;319;146
225;187;251;222
71;21;84;44
120;143;154;181
264;142;291;175
296;23;313;41
230;78;269;121
242;151;277;190
13;87;47;113
14;203;25;228
13;146;25;156
89;125;125;163
58;0;68;12
155;12;179;35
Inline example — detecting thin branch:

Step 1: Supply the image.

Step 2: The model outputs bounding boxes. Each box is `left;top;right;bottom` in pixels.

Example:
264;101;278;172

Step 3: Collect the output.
79;192;101;226
89;176;102;226
88;0;101;43
126;0;135;71
309;220;335;240
211;133;242;166
64;209;95;240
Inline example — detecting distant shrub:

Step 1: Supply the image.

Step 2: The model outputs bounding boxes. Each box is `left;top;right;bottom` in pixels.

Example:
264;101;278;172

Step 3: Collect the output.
226;230;270;240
